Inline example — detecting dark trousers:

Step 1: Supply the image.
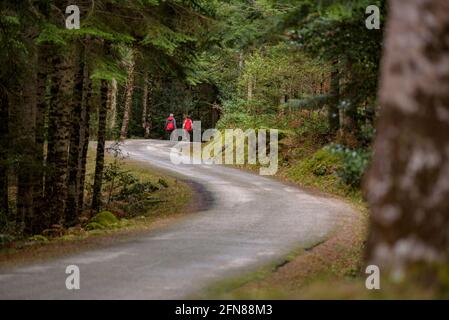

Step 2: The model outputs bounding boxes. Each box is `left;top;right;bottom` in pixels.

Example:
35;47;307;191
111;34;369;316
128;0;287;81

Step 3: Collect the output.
165;130;174;140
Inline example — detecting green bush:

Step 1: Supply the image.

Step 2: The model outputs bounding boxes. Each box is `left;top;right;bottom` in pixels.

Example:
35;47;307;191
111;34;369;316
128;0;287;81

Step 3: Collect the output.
299;148;342;177
158;178;169;188
295;111;330;140
86;211;120;230
326;144;371;188
118;181;160;200
28;235;49;243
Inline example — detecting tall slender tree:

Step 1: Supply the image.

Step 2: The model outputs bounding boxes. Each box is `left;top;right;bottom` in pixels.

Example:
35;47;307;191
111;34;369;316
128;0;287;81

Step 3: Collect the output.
15;51;37;234
66;44;86;226
91;79;109;212
77;58;93;216
329;61;340;133
0;86;9;225
120;50;136;141
141;71;150;138
107;78;118;132
33;43;51;232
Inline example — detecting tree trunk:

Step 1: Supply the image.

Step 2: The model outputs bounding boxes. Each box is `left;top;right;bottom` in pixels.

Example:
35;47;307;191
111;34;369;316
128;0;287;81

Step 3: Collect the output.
365;0;449;277
0;87;9;225
44;50;75;228
65;45;85;226
9;42;37;235
107;78;117;132
77;61;92;215
238;51;244;77
328;60;340;133
247;76;253;101
91;80;109;212
33;44;51;232
120;55;136;141
141;72;150;138
17;61;37;235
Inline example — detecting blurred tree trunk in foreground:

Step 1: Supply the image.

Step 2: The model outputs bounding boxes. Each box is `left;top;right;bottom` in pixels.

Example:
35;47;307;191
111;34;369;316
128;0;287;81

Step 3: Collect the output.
366;0;449;278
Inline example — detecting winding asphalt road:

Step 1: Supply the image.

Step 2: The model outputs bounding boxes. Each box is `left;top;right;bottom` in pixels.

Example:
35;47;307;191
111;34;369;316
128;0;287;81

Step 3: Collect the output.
0;139;355;299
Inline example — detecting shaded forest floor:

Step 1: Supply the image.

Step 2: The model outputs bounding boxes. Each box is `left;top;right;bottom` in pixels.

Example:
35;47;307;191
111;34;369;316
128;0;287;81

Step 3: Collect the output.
0;151;194;269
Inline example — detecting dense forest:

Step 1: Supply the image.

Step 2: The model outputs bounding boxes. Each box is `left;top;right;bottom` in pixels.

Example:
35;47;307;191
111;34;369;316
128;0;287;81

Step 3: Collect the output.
0;0;383;236
2;0;449;295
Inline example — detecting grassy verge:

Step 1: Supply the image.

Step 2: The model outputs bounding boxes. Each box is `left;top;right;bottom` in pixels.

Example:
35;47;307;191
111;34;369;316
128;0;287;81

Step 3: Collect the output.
0;150;193;268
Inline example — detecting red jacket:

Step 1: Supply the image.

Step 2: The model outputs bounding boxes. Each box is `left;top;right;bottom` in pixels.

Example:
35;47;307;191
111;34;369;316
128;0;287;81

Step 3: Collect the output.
165;116;176;131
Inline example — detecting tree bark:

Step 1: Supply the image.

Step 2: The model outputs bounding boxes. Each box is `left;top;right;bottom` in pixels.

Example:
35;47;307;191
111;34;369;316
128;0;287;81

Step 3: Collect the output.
91;80;109;212
328;60;340;133
238;51;244;77
8;41;37;234
65;45;85;226
141;71;150;138
17;59;37;235
107;78;117;132
247;76;253;101
77;61;92;215
120;54;136;141
0;86;9;225
365;0;449;277
33;44;51;232
44;50;75;228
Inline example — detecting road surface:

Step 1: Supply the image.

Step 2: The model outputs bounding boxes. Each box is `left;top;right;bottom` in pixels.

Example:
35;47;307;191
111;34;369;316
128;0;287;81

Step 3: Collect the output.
0;139;355;299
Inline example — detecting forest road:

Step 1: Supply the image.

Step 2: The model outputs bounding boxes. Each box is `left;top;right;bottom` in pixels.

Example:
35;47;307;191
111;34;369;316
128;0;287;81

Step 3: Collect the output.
0;139;356;299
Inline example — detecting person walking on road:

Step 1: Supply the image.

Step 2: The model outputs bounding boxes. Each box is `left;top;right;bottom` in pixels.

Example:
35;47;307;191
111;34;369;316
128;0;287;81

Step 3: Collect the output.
164;113;177;140
183;115;193;142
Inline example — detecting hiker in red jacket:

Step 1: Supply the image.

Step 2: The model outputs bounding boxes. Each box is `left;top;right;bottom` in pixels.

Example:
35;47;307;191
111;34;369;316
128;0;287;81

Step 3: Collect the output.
182;115;193;142
164;113;177;140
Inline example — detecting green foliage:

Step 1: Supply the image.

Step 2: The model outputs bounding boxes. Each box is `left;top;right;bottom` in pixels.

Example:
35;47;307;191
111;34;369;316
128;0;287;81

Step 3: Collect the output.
287;95;332;110
118;181;161;200
294;148;342;177
86;211;119;230
295;111;330;140
100;156;169;217
0;233;15;245
141;23;195;56
326;144;371;188
28;235;49;243
158;178;169;188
